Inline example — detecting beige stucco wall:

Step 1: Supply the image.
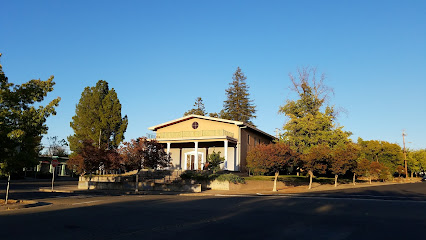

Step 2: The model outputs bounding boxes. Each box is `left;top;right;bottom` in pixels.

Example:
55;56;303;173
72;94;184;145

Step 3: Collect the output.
156;118;240;140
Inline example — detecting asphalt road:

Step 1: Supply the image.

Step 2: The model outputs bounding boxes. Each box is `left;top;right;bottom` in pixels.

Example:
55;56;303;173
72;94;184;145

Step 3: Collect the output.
1;181;426;240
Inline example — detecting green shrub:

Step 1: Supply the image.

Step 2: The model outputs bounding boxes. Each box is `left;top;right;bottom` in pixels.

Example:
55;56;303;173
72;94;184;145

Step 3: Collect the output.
216;173;245;184
180;170;213;182
206;151;224;173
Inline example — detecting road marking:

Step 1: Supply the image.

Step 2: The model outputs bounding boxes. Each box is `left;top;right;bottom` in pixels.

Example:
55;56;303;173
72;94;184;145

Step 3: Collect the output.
72;200;102;205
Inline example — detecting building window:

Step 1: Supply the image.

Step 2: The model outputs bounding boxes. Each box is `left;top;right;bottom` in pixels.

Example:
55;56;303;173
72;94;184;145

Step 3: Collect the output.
192;122;199;129
247;135;250;144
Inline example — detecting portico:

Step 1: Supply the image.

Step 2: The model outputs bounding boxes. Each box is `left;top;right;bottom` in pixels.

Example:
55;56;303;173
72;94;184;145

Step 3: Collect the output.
162;137;238;170
148;115;275;172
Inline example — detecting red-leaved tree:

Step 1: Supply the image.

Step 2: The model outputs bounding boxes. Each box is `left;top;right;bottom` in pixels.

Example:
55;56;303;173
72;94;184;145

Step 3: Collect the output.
302;144;330;189
355;158;372;184
330;143;359;187
68;139;122;175
247;142;297;191
119;137;171;192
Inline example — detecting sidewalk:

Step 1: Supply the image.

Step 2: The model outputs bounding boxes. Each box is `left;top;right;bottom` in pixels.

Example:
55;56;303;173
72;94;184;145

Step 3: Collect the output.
182;179;422;196
38;178;422;196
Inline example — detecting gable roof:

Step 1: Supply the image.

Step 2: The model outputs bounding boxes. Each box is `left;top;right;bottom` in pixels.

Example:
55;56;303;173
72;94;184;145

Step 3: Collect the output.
148;115;276;140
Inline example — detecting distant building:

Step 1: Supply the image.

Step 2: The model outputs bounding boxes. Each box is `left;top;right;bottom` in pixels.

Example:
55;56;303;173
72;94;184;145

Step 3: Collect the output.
24;156;70;177
148;115;275;172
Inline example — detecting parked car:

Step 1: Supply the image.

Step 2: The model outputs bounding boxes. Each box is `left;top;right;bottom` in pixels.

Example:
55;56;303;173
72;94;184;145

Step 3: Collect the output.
422;175;426;181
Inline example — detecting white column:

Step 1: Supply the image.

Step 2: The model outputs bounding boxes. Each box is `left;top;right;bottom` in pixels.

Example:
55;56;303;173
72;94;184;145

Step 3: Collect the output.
224;140;228;170
166;142;171;155
61;164;66;176
234;147;237;171
194;142;199;170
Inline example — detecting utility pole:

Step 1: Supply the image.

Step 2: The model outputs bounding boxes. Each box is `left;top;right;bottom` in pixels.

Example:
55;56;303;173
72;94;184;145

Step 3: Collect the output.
275;128;280;139
403;130;408;180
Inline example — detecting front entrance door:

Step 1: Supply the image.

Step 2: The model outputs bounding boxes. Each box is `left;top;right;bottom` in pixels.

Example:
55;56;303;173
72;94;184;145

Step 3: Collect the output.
184;152;203;170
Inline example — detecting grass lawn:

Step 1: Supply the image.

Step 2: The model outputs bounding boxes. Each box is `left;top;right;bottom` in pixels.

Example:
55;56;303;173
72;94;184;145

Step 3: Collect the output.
244;175;353;185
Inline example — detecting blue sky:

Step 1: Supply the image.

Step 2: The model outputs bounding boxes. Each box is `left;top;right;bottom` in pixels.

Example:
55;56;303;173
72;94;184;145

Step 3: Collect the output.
1;0;425;151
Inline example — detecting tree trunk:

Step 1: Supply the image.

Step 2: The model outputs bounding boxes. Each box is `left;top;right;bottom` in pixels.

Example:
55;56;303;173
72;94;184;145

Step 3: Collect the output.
369;177;372;184
353;173;356;185
135;169;140;193
308;170;313;189
273;171;279;192
334;174;338;187
411;172;414;179
5;174;11;205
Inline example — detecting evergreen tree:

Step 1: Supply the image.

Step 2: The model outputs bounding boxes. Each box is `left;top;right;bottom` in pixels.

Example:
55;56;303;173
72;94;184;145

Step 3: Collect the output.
184;97;207;116
68;80;128;153
221;67;256;124
0;53;60;203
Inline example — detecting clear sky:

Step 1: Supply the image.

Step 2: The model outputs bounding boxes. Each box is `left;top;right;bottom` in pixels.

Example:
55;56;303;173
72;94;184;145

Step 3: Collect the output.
1;0;425;151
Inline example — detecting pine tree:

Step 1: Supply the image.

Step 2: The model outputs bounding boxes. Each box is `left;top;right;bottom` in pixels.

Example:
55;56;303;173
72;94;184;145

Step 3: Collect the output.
68;80;128;153
184;97;207;116
221;67;256;124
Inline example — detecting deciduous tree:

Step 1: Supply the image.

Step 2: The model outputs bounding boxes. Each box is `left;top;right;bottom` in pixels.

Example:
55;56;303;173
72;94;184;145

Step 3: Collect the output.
279;67;351;154
44;136;68;157
120;137;171;170
357;138;403;174
67;139;122;175
408;149;426;177
330;142;359;187
0;54;60;203
396;165;405;178
247;142;297;191
370;161;389;182
356;158;373;184
302;144;330;189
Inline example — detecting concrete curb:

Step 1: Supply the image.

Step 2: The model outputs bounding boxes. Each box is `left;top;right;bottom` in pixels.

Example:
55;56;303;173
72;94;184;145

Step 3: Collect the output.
0;200;51;211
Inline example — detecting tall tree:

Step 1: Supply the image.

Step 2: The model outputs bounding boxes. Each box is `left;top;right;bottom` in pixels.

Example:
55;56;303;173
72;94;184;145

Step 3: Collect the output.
0;53;60;203
68;80;128;152
247;142;297;191
184;97;207;116
221;67;256;124
279;67;351;154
